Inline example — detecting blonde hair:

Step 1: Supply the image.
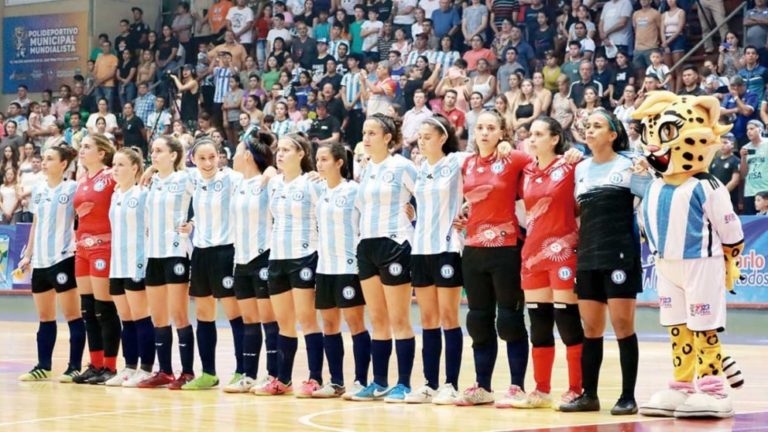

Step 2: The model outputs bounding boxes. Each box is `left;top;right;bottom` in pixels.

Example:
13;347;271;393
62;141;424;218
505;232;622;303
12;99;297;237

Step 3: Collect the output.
116;147;145;182
86;133;117;167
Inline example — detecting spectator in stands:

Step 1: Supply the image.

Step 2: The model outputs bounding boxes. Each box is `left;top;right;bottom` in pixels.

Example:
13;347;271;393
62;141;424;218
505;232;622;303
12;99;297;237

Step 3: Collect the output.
510;79;541;131
634;73;660;108
646;50;671;89
377;22;395;61
503;72;522;110
136;49;156;87
86;98;118;134
267;14;291;59
208;30;248;70
227;0;255;55
431;0;460;41
63;112;87;148
90;33;111;61
349;5;366;55
661;0;686;91
497;47;525;95
569;60;603;107
469;58;496;108
271;101;294;138
756;191;768;215
308;100;342;146
172;2;195;65
541;51;560;92
211;51;236;125
698;0;728;53
120;102;147;155
361;61;397;115
0;144;19;175
610;51;635;106
436;63;470;112
566;4;596;41
406;33;435;67
718;32;744;80
6;103;28;138
506;26;534;76
745;0;768;52
490;0;517;35
532;71;552;113
570;21;595;62
146;30;158;53
738;46;768;101
53;85;71;124
0;122;23;150
0;167;20;224
134;82;156;127
93;40;119;110
531;11;556;63
741;119;768;214
117;50;138;107
708;132;741;209
570;86;600;152
613;84;637;131
116;19;132;55
599;0;633;59
393;0;417;39
439;89;466;137
462;0;488;46
146;95;172;143
156;25;180;80
722;76;759;147
677;65;705;96
402;88;433;151
419;0;441;18
223;75;245;145
293;20;318;69
129;7;150;52
593;53;614;106
463;35;496;74
17;152;43;223
632;0;662;74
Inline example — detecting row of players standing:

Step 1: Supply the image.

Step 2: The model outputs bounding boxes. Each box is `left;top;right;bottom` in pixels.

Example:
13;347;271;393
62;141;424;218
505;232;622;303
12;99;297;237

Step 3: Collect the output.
22;107;642;412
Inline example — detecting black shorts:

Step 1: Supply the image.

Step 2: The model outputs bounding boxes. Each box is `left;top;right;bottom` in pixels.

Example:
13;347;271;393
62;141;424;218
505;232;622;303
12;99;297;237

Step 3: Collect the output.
462;246;524;309
31;257;77;294
316;273;365;309
575;259;643;303
357;238;412;286
190;244;236;298
146;256;190;286
268;252;318;296
233;251;270;300
411;253;463;288
109;278;146;295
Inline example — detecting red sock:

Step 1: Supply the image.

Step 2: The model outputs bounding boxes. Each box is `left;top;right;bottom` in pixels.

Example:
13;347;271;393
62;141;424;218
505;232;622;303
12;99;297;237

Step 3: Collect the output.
566;343;583;393
104;356;117;372
532;346;555;394
90;350;104;368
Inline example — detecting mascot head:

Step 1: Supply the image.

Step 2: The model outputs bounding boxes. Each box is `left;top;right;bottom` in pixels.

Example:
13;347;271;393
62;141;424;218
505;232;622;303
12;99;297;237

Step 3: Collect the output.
631;91;732;178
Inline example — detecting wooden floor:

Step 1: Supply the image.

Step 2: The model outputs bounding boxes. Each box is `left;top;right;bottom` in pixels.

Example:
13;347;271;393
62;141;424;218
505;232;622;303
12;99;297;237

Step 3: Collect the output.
0;320;766;432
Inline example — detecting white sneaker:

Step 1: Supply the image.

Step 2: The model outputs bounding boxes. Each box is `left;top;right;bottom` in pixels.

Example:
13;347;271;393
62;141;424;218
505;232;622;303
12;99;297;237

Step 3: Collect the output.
510;390;552;408
495;385;527;408
224;375;256;393
403;385;437;404
249;376;274;395
553;390;581;411
122;369;152;388
105;368;136;387
639;387;692;417
342;380;365;401
455;384;495;406
312;382;345;398
432;383;459;405
674;392;734;419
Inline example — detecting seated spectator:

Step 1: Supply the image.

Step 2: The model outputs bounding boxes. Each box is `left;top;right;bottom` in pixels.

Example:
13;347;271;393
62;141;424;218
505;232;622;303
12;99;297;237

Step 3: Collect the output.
120;102;147;156
510;79;541;131
613;84;637;131
63;112;88;148
86;98;118;135
740;120;768;214
308;100;341;146
756;191;768;215
703;59;729;97
463;35;496;75
532;71;552;114
551;74;577;133
469;59;496;109
570;87;600;151
145;95;172;143
709;132;742;209
439;89;465;137
722;76;759;147
645;50;671;90
270;101;295;138
0;144;19;175
718;32;744;80
491;18;515;60
6;103;29;139
677;64;705;96
634;73;661;108
569;60;603;107
738;46;768;102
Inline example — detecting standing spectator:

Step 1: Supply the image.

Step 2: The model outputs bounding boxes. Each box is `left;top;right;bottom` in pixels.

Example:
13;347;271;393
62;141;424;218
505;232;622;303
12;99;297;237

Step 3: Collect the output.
462;0;489;46
307;100;341;146
5;103;28;138
745;0;768;50
439;89;466;137
431;0;460;41
53;85;72;124
661;0;686;92
645;50;671;90
401;88;433;151
198;0;233;46
391;28;412;61
510;79;541;131
134;83;156;126
496;48;525;94
173;2;195;65
599;0;632;58
721;76;759;147
469;59;496;108
267;16;292;60
531;12;556;63
738;46;768;102
709;133;742;209
270;101;295;138
740;120;768;214
209;31;248;70
361;62;397;115
117;50;138;107
136;49;157;87
522;0;546;42
93;40;119;110
155;25;179;78
569;21;595;62
611;51;635;107
613;84;637;131
698;0;728;53
532;71;552;113
406;33;435;67
349;5;367;56
419;0;441;18
411;7;428;40
463;36;496;74
145;96;172;143
592;53;614;105
129;7;150;52
490;0;519;34
569;61;603;107
254;4;273;69
567;5;596;41
16;152;43;223
551;75;576;133
119;102;147;155
506;26;534;76
0;122;23;150
377;22;395;62
227;0;255;54
330;22;351;61
340;54;365;146
12;85;31;112
393;0;418;38
292;20;318;69
223;75;245;146
0;167;20;224
115;20;132;54
632;0;662;74
212;51;236;126
63;112;88;148
0;145;19;174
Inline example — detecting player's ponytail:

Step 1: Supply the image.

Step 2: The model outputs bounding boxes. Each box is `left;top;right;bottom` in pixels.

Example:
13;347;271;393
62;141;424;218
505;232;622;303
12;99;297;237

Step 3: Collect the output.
116;147;145;182
49;144;78;170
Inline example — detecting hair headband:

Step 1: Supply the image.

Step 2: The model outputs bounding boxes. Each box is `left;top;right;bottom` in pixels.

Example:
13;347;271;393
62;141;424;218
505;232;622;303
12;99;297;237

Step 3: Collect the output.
369;115;394;135
594;109;617;132
244;134;267;167
425;117;449;136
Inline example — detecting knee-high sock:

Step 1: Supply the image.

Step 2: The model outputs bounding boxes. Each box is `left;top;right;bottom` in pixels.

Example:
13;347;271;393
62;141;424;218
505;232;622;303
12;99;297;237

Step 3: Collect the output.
242;323;263;379
81;294;103;367
474;339;498;392
351;330;371;386
95;300;121;371
67;318;86;370
669;325;695;383
443;327;463;389
554;303;583;394
155;326;173;374
565;344;583;393
177;325;195;375
229;317;244;374
617;333;638;400
507;339;529;390
396;337;416;388
324;333;344;385
134;317;155;372
371;339;392;387
529;303;555;394
694;330;723;379
36;320;57;370
262;322;279;378
422;328;442;390
196;320;218;376
305;332;324;383
277;334;298;384
581;337;603;398
121;320;138;369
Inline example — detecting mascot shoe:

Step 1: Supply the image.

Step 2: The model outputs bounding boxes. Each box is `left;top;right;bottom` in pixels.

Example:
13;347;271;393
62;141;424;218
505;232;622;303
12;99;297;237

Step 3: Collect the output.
639;381;693;417
674;376;734;418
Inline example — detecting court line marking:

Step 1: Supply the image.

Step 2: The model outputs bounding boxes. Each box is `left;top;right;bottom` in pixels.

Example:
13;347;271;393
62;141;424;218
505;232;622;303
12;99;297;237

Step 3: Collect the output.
0;398;292;427
298;405;384;432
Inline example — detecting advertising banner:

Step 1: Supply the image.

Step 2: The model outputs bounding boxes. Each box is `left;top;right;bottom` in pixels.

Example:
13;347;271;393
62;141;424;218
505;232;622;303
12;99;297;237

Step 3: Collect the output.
2;12;89;93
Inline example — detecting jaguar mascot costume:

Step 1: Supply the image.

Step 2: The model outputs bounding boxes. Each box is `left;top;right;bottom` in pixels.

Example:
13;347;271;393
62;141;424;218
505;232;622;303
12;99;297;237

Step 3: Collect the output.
632;91;744;418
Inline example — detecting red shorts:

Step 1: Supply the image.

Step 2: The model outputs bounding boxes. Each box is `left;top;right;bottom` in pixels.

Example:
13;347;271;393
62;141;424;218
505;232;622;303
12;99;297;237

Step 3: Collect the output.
75;245;111;278
521;259;576;291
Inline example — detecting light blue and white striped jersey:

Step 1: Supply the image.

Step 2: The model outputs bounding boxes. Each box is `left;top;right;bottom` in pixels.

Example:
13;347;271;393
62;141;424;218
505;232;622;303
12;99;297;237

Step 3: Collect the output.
109;185;149;279
30;180;77;268
232;174;272;265
430;51;460;78
413;152;470;255
271;118;294;139
356;154;417;243
639;175;743;260
146;170;194;258
341;72;363;110
191;169;237;248
213;67;234;104
268;174;324;260
317;181;360;274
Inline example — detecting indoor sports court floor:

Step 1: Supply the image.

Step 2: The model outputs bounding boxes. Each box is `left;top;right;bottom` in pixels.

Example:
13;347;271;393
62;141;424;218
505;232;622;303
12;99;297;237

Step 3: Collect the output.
0;296;766;432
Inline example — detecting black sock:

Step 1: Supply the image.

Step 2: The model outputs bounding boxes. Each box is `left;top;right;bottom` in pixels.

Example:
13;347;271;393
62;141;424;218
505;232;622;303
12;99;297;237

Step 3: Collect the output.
121;320;138;369
395;337;415;388
95;300;121;370
305;332;324;383
177;325;195;375
81;294;103;353
617;333;638;400
277;334;298;384
474;339;498;391
351;330;371;386
135;317;155;372
371;339;392;387
196;320;217;376
422;328;442;389
507;339;529;390
262;321;279;377
582;336;604;398
67;318;85;370
229;317;244;374
242;323;262;379
155;326;173;374
36;320;57;370
443;327;463;389
324;333;344;386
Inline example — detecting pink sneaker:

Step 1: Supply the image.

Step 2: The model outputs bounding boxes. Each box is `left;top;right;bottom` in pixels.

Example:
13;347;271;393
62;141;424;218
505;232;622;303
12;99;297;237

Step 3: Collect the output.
295;379;321;398
554;389;582;411
264;377;293;396
495;385;526;408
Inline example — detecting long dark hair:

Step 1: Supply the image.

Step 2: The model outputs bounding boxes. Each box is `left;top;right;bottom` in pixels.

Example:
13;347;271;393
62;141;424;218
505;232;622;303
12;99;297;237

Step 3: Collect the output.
593;108;629;152
244;130;275;173
532;116;568;155
282;132;315;173
368;113;402;149
48;144;78;171
319;142;352;180
423;114;460;155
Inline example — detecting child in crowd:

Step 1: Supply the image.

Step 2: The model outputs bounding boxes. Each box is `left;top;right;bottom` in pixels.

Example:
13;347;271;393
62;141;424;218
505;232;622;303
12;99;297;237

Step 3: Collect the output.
756;191;768;216
646;50;671;90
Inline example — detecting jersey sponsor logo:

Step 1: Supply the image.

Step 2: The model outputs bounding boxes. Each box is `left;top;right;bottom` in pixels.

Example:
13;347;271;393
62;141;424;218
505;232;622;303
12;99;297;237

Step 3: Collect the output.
292;191;305;201
127;197;139;208
342;285;356;300
56;272;68;285
335;196;347;207
94;180;106;192
609;172;624;185
259;268;269;281
439;166;452;177
173;263;186;276
550;168;564;182
689;303;712;316
381;171;395;183
491;161;504;174
659;296;673;308
222;276;234;289
724;213;737;223
388;262;403;276
299;267;314;281
94;259;107;271
558;266;573;281
440;264;455;279
58;194;69;204
213;180;225;192
611;269;627;285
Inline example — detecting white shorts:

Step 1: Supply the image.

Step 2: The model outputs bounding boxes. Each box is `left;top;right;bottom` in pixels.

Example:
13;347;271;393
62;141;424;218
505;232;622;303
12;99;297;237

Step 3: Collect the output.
655;256;726;331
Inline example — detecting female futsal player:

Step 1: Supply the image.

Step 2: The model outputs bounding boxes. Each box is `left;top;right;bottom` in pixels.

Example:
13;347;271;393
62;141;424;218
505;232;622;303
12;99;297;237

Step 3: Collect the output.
18;146;85;383
72;135;121;385
138;136;196;390
253;132;325;397
106;148;156;387
313;142;370;399
351;113;418;403
225;132;280;393
511;117;584;409
559;110;640;415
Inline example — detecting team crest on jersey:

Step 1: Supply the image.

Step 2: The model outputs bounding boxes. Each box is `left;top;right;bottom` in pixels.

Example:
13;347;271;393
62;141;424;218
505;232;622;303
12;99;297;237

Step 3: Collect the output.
58;194;69;204
335;196;347;207
250;185;263;195
168;183;181;193
342;286;356;300
724;163;730;169
491;161;504;174
173;263;186;276
558;266;573;281
127;197;139;208
259;268;269;281
94;259;107;271
299;267;314;281
439;166;452;177
84;237;96;247
609;172;624;185
381;171;395;183
292;191;305;201
611;269;627;285
222;276;234;289
212;181;224;192
550;168;564;182
56;272;68;285
440;264;455;279
94;180;106;192
388;262;403;276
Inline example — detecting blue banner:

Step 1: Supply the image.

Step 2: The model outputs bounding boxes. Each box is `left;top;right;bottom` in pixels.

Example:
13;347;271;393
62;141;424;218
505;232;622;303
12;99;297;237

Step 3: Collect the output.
639;216;768;305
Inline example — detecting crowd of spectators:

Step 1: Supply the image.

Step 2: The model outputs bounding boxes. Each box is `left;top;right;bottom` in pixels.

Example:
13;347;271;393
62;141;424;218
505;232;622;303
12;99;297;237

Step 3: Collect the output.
0;0;767;220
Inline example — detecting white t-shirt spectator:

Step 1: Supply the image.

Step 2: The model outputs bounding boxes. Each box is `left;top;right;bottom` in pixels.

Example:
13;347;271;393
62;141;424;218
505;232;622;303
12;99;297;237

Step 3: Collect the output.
393;0;418;25
362;20;384;52
418;0;441;18
227;5;255;44
286;0;305;16
86;113;118;134
600;0;633;47
267;28;292;48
